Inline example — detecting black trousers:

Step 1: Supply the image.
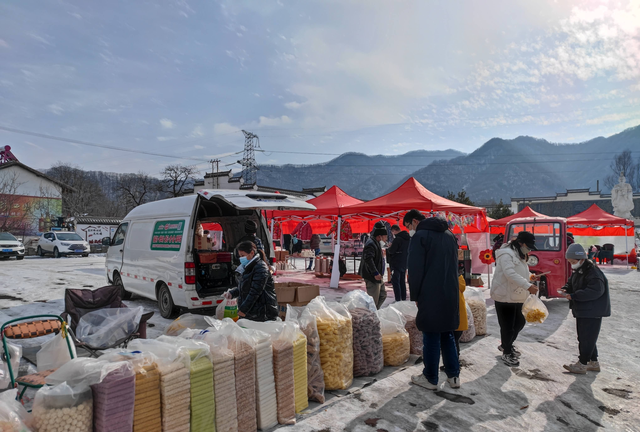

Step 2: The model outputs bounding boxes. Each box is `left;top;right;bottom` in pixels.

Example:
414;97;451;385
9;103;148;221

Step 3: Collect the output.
577;317;602;365
391;268;407;301
453;330;463;356
494;301;526;355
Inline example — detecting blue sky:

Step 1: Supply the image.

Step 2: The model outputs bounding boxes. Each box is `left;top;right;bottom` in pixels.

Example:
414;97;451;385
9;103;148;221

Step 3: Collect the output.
1;0;639;177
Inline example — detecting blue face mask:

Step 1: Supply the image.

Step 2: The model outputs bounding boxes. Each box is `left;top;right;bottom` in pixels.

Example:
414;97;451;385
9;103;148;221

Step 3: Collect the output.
239;256;250;266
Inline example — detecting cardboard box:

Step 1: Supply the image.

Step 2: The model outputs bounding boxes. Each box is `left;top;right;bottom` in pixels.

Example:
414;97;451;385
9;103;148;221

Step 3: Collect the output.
275;250;289;262
469;277;484;287
275;282;320;318
458;249;465;260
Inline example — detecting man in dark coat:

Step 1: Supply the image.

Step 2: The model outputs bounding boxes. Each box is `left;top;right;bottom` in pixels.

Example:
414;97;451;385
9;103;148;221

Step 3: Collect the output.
404;209;460;390
307;233;321;270
387;225;410;301
237;220;264;251
561;243;611;374
360;221;388;309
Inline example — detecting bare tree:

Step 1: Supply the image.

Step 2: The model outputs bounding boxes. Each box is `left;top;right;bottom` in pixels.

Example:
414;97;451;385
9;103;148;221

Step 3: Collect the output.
0;171;34;234
116;172;161;212
161;164;199;197
604;150;639;191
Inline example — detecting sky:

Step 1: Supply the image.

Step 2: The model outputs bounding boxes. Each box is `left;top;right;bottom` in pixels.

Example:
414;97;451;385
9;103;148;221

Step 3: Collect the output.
1;0;639;178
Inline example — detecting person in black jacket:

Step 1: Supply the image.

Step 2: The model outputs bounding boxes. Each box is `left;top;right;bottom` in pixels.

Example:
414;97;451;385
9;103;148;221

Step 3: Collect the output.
223;241;278;322
404;209;460;390
387;225;410;301
359;221;388;309
561;243;611;374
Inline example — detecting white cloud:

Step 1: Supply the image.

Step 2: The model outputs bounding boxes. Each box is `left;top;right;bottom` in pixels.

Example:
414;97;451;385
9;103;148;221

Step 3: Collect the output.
0;39;9;48
160;118;175;129
29;33;53;46
157;136;176;141
47;104;64;115
284;101;302;110
194;145;204;149
213;122;239;135
257;115;292;127
189;125;204;137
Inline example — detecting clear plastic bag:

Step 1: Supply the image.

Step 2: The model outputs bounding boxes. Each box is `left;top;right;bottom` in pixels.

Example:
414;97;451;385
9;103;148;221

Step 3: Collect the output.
32;383;93;432
0;389;32;432
378;306;410;367
164;313;210;336
341;291;383;377
459;302;476;343
389;301;422;356
464;287;487;336
286;305;325;404
36;332;76;372
522;294;549;324
0;342;21;390
216;298;239;321
46;358;134;388
76;306;144;348
306;296;353;391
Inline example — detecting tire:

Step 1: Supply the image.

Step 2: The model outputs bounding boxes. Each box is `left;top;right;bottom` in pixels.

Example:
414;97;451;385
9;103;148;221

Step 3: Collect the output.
539;278;548;298
113;272;132;300
37;246;44;257
82;253;89;258
157;283;178;319
53;247;60;259
16;256;24;260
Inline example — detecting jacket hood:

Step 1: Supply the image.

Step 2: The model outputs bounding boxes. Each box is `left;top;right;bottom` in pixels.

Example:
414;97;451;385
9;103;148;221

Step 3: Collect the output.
416;217;449;233
396;231;411;240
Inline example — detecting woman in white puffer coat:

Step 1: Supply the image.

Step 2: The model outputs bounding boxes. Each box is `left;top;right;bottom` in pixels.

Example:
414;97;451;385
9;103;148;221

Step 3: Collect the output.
491;231;540;367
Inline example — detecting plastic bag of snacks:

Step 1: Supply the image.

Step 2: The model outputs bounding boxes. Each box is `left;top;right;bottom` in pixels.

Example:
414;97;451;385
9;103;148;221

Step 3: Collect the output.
464;287;487;336
128;338;191;432
378;306;410;367
0;389;32;432
389;301;422;356
459;302;476;343
163;313;210;336
1;342;22;391
291;328;308;413
340;291;383;377
242;329;278;430
238;320;297;425
32;383;92;432
216;298;239;321
522;294;549;324
306;297;353;390
157;335;215;432
218;319;257;432
286;306;325;404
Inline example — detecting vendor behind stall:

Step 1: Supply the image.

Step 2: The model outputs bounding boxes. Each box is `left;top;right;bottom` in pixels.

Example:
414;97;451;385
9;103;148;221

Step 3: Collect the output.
237;220;264;251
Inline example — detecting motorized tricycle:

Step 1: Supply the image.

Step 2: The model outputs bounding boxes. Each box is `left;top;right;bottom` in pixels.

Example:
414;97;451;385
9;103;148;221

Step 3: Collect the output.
504;216;571;298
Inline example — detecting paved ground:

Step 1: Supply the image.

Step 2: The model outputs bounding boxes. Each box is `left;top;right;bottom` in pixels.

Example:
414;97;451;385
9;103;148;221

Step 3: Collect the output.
1;256;639;431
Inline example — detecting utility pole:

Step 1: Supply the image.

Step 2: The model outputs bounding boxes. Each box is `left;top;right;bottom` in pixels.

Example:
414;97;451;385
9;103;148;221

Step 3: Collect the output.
238;130;260;188
209;158;220;189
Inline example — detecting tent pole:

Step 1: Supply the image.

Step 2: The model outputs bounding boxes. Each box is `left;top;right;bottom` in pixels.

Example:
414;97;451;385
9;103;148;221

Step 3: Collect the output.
486;231;491;290
330;216;342;288
626;227;629;269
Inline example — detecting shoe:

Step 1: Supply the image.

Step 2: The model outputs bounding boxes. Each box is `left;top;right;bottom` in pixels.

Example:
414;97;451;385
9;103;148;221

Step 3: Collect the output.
498;345;522;358
563;361;587;374
411;374;439;391
447;377;461;389
587;361;601;372
501;353;520;367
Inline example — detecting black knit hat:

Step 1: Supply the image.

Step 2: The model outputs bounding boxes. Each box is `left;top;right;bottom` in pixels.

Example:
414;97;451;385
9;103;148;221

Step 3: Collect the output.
373;221;387;237
245;220;257;234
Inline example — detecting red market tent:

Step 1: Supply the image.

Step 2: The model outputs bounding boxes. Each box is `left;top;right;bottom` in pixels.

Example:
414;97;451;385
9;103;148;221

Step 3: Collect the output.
343;177;488;232
489;206;549;235
566;204;635;236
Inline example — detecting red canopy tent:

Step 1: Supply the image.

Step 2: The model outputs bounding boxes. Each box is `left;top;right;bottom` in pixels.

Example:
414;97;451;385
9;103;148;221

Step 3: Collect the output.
343;178;488;232
489;206;548;235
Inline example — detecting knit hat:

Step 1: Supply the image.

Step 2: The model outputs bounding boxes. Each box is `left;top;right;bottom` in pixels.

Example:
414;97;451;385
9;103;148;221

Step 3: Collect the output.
566;243;586;260
244;220;257;234
372;221;387;238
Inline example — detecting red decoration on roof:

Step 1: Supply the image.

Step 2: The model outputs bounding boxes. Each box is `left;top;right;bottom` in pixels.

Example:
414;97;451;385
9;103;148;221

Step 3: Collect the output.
0;145;18;164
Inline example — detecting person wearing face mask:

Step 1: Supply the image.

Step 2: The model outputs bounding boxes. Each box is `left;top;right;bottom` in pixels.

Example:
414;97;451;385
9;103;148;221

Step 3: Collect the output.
359;221;388;309
491;231;540;367
387;225;411;301
560;243;611;374
223;241;278;322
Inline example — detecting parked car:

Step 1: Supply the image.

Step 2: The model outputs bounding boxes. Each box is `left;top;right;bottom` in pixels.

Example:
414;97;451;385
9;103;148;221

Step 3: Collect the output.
37;231;90;258
102;190;315;319
0;232;25;260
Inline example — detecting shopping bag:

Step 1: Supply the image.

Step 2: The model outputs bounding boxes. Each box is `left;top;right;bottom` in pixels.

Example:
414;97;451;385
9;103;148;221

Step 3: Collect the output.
216;297;238;320
0;342;21;390
522;294;549;324
37;332;76;372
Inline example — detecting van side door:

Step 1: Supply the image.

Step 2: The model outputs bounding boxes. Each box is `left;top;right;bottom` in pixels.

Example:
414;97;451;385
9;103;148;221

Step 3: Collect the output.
106;223;128;283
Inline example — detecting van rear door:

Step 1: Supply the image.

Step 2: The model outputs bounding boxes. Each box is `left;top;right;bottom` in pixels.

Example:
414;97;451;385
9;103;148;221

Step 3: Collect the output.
197;190;316;211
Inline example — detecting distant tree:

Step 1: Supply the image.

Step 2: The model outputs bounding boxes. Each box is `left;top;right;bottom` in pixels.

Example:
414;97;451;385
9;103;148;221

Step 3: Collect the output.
604;150;639;191
48;163;110;217
161;164;198;197
446;190;475;206
488;199;513;219
116;172;161;212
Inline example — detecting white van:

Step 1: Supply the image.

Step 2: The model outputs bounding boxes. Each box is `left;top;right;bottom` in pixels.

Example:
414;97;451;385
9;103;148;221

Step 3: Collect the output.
103;190;315;318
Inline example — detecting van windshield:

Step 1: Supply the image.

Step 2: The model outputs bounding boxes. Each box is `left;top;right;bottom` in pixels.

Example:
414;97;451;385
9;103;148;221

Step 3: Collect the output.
508;222;563;251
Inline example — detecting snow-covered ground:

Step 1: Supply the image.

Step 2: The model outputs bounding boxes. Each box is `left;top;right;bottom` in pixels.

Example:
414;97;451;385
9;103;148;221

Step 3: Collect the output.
1;256;639;431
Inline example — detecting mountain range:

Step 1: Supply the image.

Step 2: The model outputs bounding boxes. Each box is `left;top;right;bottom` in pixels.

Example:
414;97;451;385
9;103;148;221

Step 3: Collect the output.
257;124;640;202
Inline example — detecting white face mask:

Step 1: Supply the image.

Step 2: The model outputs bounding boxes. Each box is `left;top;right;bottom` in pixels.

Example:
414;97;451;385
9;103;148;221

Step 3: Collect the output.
409;230;415;237
379;241;386;248
571;260;584;270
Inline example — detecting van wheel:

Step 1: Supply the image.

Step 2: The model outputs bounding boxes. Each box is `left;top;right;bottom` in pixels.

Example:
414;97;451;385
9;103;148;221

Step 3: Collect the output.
158;284;178;319
113;272;132;300
53;247;60;259
37;246;44;257
16;256;24;260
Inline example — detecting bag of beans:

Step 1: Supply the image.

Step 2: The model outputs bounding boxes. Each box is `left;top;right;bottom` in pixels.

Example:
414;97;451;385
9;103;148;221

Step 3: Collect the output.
464;287;487;336
389;301;422;356
306;297;353;391
286;306;325;404
218;319;258;432
33;383;92;432
378;306;410;367
340;291;383;377
460;302;476;343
